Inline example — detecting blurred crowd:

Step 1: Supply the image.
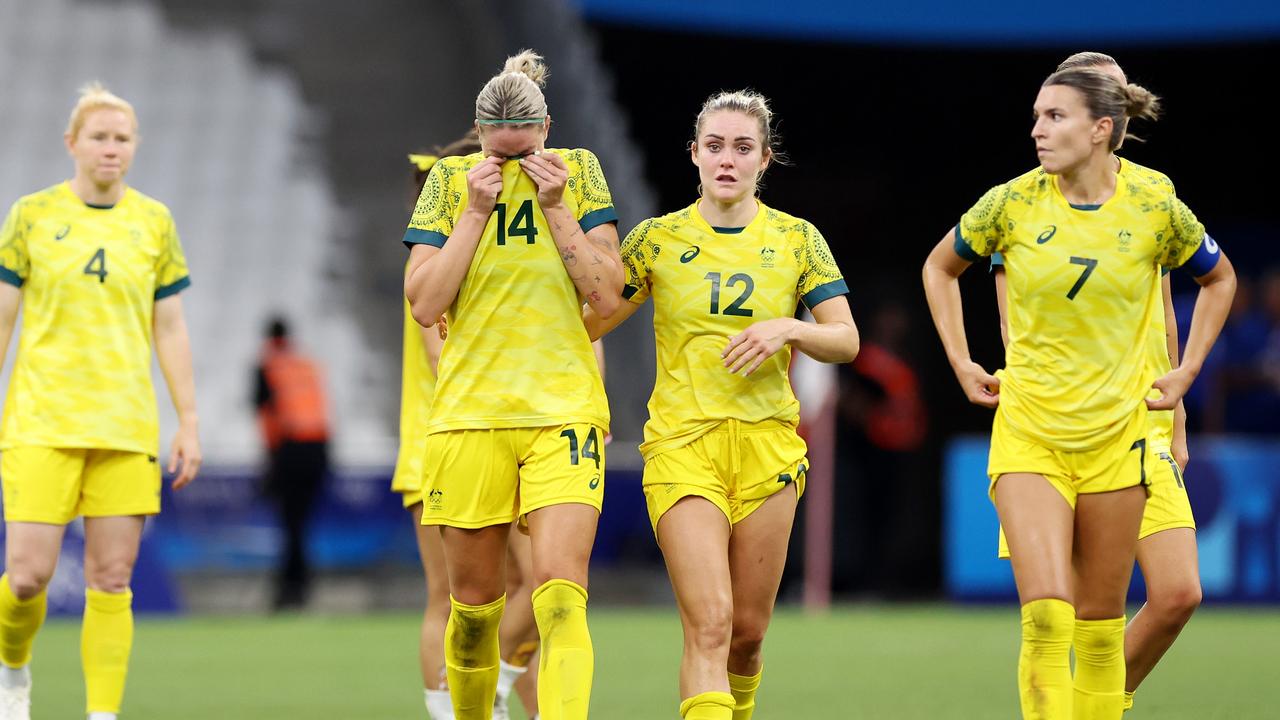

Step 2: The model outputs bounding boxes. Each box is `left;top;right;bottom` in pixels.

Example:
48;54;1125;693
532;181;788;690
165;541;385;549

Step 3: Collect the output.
1178;268;1280;435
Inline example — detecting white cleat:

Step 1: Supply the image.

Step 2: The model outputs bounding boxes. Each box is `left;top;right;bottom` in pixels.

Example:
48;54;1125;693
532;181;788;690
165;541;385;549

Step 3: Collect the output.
491;697;510;720
0;683;30;720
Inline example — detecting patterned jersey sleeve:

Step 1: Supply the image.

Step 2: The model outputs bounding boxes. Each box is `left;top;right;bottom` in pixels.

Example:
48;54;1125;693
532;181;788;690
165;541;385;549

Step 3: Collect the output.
1158;196;1216;275
567;149;618;234
154;209;191;299
620;219;656;304
404;160;457;248
797;221;848;309
0;201;29;288
955;183;1011;260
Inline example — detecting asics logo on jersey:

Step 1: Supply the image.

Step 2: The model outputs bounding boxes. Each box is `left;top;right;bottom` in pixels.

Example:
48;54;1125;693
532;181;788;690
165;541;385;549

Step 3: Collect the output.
680;246;701;263
1036;225;1057;244
54;225;71;241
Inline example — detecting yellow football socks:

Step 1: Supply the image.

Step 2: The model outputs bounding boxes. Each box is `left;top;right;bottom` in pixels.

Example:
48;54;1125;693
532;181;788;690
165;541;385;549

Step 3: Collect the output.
1073;617;1126;719
532;579;593;720
680;691;735;719
445;594;505;719
727;668;762;720
81;588;133;714
1018;598;1075;719
0;574;45;669
1122;691;1135;711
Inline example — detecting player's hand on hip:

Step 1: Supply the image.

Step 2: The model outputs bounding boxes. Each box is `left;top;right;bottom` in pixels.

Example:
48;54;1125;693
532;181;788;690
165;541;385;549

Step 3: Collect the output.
168;422;202;490
954;360;1000;408
722;318;797;376
520;152;568;208
1148;367;1193;411
466;156;505;215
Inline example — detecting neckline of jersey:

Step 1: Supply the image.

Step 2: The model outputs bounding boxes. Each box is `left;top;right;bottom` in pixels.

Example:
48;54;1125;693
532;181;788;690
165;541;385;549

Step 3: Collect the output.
692;200;764;237
61;180;125;210
1050;158;1129;213
711;226;746;234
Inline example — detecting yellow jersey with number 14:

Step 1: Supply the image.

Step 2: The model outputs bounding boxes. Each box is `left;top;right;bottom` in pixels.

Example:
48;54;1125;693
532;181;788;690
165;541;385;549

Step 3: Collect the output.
621;201;847;460
403;149;616;434
0;182;191;454
957;160;1205;452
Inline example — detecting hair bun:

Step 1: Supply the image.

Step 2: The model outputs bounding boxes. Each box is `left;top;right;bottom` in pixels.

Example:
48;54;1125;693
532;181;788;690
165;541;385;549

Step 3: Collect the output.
502;49;548;87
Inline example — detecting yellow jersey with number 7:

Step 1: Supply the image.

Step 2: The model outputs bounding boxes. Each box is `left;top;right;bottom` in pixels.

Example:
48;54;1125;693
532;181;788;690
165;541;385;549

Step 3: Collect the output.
956;160;1209;451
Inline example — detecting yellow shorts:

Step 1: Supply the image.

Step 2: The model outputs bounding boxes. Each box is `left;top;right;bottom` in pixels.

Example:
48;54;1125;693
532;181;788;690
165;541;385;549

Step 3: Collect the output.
391;438;428;509
0;447;162;524
420;424;606;528
996;447;1194;558
642;419;807;533
988;407;1150;506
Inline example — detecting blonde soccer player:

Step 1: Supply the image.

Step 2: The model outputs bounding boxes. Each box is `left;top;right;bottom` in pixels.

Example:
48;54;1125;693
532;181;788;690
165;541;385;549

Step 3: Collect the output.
584;90;858;720
991;53;1205;714
0;84;200;720
923;68;1234;718
402;49;622;720
396;135;543;720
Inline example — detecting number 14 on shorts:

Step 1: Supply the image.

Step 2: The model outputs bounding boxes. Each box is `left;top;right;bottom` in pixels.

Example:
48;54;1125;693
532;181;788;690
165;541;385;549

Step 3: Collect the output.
560;427;601;469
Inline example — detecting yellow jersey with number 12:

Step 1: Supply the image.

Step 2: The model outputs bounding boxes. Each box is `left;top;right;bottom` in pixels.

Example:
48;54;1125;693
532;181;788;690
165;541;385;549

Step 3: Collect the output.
621;201;847;460
403;149;616;434
957;160;1205;452
0;182;191;454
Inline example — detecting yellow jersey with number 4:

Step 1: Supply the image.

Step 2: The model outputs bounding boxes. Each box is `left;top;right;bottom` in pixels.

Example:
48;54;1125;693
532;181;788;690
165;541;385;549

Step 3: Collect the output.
957;160;1206;451
621;202;847;459
0;182;191;454
403;149;616;434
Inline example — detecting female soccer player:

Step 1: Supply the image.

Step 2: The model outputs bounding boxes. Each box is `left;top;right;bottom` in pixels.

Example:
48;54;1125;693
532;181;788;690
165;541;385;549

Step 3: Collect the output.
584;90;858;720
923;69;1234;718
402;50;622;720
991;53;1205;714
397;135;544;720
0;84;200;720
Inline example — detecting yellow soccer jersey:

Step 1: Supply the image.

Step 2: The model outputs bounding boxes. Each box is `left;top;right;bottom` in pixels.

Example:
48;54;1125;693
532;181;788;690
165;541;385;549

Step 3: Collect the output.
621;202;847;459
391;295;436;493
0;182;191;454
957;160;1205;452
403;149;615;433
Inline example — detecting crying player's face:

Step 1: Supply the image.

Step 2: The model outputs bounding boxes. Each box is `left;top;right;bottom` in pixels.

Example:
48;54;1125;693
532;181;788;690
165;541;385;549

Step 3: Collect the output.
480;120;548;160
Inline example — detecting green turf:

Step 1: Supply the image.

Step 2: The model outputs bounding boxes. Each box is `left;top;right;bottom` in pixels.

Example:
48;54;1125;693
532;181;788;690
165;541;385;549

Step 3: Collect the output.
27;605;1279;718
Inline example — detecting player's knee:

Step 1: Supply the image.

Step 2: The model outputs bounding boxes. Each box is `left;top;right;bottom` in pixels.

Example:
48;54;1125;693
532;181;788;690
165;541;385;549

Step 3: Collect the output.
728;623;767;665
5;569;52;600
84;560;135;595
687;600;733;654
1153;582;1202;626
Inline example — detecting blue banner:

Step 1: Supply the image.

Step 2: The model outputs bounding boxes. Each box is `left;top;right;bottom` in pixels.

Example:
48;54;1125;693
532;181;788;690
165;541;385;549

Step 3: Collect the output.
574;0;1280;45
945;436;1280;602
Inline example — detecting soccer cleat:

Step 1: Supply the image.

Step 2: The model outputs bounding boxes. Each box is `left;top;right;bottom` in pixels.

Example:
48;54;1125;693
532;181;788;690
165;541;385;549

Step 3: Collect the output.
0;682;30;720
425;688;455;720
491;697;510;720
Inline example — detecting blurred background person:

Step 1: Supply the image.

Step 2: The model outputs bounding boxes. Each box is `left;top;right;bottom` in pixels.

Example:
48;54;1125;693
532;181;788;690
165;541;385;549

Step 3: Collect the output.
254;316;330;611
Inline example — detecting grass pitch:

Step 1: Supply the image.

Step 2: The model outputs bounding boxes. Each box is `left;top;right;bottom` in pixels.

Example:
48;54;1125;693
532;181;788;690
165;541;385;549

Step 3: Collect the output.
29;605;1278;718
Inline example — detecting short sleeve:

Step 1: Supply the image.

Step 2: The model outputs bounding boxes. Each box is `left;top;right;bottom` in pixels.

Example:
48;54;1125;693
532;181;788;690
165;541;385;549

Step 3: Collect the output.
568;149;618;234
153;211;191;299
620;220;655;304
797;222;848;309
956;183;1011;260
0;201;30;288
404;161;455;248
1156;196;1209;271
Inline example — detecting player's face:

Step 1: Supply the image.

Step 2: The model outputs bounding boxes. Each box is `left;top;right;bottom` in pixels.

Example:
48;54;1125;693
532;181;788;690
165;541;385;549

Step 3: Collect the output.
692;111;769;205
67;109;136;187
478;119;548;160
1031;84;1109;175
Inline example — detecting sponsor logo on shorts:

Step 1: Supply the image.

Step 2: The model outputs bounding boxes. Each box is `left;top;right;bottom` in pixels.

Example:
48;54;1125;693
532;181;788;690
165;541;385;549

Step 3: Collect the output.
589;475;601;490
147;455;158;464
427;488;444;510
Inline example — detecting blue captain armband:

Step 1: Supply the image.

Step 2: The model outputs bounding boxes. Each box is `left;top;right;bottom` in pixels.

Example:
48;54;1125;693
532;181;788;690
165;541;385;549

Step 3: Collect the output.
1180;234;1221;278
953;224;980;262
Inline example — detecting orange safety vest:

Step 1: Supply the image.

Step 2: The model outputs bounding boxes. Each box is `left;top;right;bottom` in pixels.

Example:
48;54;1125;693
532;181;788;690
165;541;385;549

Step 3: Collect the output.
259;346;330;448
